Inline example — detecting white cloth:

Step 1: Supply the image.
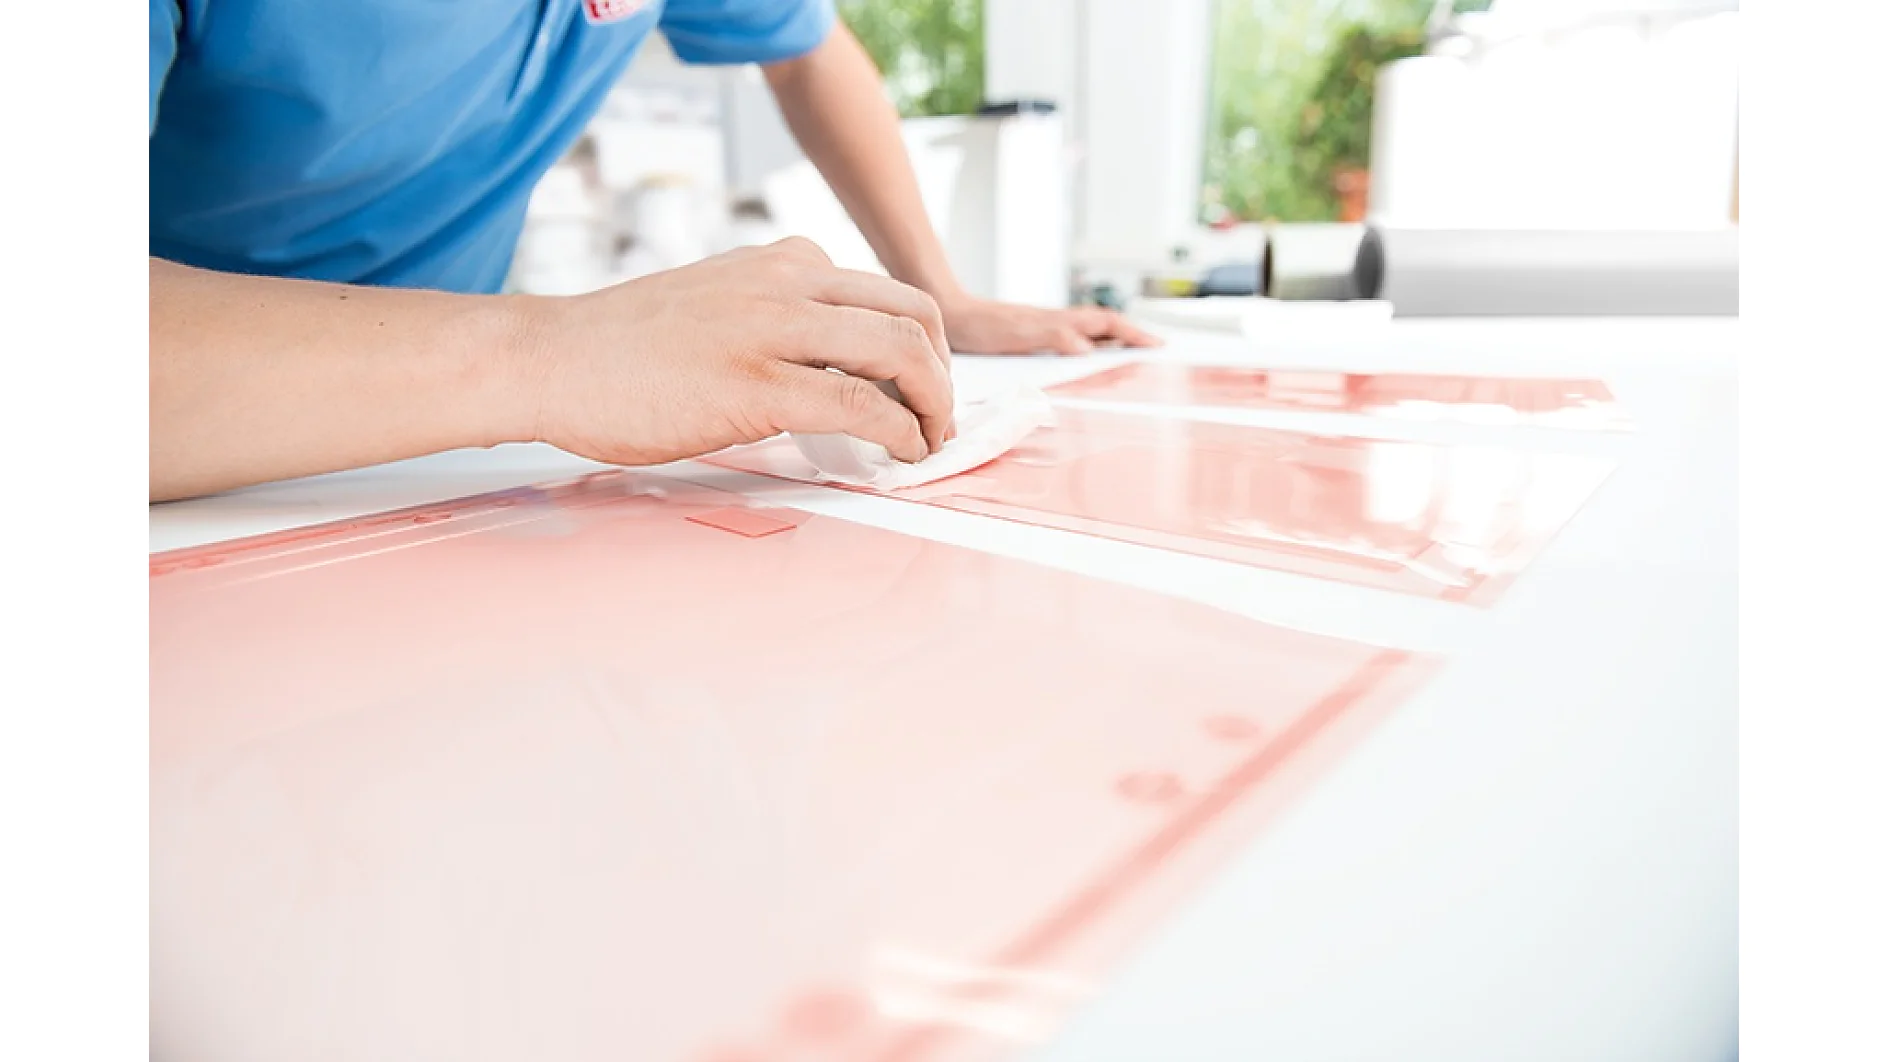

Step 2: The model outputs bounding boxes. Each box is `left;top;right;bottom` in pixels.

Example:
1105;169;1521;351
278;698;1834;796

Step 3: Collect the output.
792;385;1055;490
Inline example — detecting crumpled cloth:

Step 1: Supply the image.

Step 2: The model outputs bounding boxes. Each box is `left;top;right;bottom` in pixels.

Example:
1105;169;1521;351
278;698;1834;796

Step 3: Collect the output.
792;385;1055;490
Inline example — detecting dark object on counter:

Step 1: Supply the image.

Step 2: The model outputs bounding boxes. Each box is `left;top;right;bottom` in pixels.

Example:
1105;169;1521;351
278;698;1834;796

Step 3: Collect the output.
977;99;1058;116
1087;281;1126;311
1197;261;1261;297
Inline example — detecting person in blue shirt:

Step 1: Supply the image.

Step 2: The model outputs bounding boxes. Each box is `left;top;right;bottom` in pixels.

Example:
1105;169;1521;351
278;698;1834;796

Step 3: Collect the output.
149;0;1156;501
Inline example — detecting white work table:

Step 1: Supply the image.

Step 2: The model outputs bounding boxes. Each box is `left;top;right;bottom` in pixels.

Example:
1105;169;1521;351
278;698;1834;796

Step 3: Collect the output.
151;317;1738;1062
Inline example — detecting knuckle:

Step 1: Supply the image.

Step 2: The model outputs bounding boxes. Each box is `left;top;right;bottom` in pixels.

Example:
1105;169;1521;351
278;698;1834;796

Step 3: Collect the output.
892;315;929;352
836;375;880;420
771;296;820;342
914;289;943;326
775;235;828;264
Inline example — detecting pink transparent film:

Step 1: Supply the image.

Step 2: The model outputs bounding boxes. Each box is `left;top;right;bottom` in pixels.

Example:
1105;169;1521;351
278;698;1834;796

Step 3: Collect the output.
152;471;1433;1062
707;406;1616;607
1047;362;1633;431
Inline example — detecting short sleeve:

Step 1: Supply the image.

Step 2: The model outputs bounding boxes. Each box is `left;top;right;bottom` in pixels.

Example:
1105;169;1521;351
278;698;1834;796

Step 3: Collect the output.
150;0;180;133
658;0;836;65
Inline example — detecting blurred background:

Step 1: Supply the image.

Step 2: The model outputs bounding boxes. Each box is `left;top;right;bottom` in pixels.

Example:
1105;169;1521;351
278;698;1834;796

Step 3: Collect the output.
509;0;1738;314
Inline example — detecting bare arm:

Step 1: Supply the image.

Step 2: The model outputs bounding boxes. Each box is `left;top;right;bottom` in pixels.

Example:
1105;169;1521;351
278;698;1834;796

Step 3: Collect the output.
150;238;954;502
149;259;529;502
762;24;1159;354
759;23;962;299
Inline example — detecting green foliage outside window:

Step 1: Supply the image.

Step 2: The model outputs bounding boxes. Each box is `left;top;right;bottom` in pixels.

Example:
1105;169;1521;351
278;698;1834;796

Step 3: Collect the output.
1203;0;1491;223
833;0;1502;223
838;0;986;118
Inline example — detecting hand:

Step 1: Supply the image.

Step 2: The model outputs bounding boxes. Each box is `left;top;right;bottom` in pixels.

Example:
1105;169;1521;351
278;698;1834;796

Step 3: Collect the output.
936;294;1163;355
514;238;954;466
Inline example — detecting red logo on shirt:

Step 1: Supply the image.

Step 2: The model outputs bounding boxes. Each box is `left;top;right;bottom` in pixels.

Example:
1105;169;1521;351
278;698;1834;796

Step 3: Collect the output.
583;0;646;24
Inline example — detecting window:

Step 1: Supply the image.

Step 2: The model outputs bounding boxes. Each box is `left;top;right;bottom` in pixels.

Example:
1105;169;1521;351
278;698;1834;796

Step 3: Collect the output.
1201;0;1493;224
839;0;987;117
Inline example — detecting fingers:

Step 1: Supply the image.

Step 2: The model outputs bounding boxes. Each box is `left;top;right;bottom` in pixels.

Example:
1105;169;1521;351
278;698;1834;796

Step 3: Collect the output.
1065;307;1164;348
769;364;929;464
801;268;951;370
1047;326;1094;355
747;240;957;448
1105;312;1164;348
781;303;956;453
978;307;1164;356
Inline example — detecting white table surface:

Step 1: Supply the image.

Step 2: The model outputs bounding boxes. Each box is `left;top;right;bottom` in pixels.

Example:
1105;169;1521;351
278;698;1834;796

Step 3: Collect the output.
151;317;1739;1062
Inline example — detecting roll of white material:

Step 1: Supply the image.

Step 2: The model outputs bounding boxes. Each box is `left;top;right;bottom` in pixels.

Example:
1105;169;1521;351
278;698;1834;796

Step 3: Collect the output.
1253;224;1738;317
1367;56;1474;228
1367;22;1739;231
792;383;1055;490
1362;226;1739;317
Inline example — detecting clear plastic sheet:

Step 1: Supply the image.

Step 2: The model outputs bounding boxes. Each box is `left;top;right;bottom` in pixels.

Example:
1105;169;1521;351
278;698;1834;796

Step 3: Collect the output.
708;407;1617;606
152;471;1434;1062
1047;362;1632;432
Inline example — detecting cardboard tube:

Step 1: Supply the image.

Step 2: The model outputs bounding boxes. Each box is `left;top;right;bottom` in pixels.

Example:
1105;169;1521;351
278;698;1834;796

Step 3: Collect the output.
1261;224;1375;301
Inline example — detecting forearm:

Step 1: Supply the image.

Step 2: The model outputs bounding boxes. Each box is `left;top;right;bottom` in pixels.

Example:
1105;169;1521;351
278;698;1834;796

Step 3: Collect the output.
149;259;535;502
762;25;965;301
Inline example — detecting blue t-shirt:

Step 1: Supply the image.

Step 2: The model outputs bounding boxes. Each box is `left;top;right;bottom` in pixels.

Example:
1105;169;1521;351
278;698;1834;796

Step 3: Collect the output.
149;0;833;294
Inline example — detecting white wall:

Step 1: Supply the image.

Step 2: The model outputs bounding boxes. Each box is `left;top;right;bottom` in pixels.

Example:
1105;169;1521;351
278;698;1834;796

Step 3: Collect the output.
1075;0;1214;266
985;0;1216;272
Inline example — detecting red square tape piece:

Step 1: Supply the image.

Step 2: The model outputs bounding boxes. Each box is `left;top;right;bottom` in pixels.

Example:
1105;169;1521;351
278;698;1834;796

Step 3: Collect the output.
686;506;801;539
